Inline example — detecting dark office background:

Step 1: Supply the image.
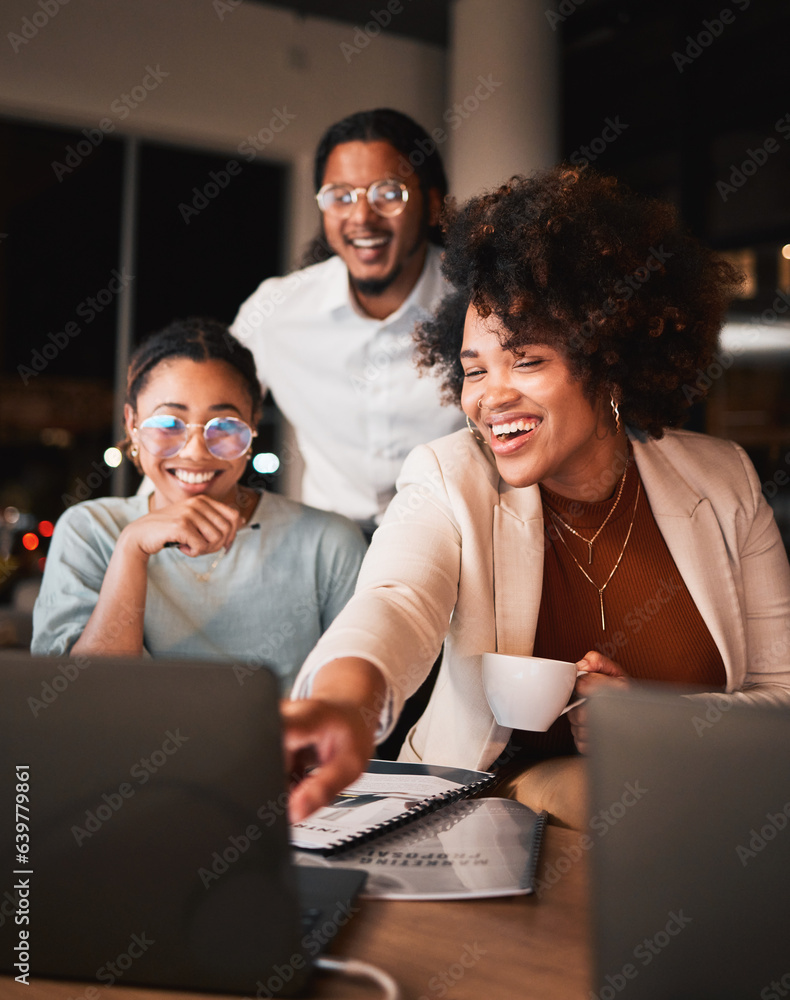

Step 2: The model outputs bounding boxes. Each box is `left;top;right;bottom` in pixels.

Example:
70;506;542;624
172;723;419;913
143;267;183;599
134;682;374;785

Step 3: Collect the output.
1;0;789;608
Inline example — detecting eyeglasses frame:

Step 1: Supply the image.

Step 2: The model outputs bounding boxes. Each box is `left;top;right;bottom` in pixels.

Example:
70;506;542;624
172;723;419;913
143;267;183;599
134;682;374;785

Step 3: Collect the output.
315;178;410;217
133;415;257;460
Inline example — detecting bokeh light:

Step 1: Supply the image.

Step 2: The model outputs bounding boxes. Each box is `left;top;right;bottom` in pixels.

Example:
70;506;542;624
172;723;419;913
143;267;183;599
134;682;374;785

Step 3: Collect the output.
104;447;123;468
252;452;281;475
22;533;39;551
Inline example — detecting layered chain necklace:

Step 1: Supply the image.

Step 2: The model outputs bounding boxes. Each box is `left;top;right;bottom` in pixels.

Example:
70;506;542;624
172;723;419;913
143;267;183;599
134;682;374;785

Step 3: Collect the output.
544;463;640;632
546;461;629;565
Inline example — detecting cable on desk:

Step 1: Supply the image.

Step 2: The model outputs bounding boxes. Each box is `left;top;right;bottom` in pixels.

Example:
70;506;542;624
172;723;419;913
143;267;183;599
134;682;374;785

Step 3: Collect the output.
314;955;401;999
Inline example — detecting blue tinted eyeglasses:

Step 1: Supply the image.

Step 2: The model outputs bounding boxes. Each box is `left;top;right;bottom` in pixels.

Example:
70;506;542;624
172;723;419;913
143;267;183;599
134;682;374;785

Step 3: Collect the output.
135;415;256;460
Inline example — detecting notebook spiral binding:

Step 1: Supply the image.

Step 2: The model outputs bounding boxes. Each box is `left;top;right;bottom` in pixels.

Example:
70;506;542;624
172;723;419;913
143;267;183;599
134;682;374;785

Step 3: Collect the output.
320;774;496;856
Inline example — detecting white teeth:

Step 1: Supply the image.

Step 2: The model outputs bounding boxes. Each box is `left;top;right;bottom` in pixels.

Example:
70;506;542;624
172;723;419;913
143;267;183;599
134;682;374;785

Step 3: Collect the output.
172;469;215;484
351;236;388;248
492;419;538;439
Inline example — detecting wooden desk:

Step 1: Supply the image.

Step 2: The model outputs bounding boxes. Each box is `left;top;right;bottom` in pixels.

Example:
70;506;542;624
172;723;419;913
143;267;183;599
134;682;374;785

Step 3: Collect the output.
0;828;591;1000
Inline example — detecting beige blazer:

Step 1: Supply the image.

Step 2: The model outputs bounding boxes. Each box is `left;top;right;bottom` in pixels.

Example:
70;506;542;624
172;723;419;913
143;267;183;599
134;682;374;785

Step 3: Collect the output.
295;428;790;771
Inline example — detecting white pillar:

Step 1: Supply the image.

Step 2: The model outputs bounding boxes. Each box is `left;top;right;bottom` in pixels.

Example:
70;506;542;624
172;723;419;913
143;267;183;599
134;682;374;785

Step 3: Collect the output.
272;154;313;504
447;0;560;200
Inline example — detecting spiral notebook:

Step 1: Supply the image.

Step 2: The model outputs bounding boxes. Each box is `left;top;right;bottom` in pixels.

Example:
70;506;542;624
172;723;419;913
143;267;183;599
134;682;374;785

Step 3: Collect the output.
294;798;547;900
291;759;496;854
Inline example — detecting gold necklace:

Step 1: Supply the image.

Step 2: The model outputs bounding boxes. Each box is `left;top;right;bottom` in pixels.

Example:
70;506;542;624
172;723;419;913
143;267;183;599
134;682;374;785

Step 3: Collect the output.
156;488;260;583
193;521;262;582
543;461;629;565
194;550;226;583
548;481;640;632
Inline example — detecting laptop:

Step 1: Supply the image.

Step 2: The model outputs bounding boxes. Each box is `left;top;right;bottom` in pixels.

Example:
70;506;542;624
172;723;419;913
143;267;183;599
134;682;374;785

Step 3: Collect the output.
0;652;365;996
588;685;790;1000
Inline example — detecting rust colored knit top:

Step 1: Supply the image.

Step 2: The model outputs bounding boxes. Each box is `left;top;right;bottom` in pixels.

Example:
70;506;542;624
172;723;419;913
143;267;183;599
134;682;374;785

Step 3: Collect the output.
511;457;726;757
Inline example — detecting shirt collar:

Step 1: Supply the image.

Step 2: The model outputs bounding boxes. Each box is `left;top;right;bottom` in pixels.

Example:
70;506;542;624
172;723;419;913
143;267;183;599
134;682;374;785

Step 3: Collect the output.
327;243;449;325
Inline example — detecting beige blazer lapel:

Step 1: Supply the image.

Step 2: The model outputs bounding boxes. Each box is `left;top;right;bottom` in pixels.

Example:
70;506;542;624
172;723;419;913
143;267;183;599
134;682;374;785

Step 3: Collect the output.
492;482;545;655
489;433;747;682
633;438;747;685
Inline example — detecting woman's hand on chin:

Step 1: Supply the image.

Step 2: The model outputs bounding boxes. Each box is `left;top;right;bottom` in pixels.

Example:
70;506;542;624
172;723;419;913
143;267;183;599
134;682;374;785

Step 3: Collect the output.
568;650;631;754
121;495;243;560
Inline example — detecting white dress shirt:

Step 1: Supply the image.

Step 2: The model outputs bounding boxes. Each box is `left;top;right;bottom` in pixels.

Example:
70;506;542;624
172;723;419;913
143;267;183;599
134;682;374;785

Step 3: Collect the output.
231;245;465;526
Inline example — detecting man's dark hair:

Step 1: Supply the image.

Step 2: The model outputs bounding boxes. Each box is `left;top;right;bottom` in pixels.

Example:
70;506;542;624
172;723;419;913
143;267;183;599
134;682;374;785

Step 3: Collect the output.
303;107;448;264
314;107;448;200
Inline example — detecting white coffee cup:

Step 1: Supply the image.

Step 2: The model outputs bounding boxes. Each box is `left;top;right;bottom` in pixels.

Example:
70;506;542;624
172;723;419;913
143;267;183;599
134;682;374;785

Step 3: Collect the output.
482;653;587;731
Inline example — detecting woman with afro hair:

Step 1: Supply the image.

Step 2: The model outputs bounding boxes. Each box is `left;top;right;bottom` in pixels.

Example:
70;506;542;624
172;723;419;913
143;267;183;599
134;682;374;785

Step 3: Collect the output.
284;166;790;828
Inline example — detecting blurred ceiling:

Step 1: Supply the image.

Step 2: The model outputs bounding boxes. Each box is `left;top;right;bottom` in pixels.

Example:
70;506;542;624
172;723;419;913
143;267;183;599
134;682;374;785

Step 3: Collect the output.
261;0;790;252
261;0;450;46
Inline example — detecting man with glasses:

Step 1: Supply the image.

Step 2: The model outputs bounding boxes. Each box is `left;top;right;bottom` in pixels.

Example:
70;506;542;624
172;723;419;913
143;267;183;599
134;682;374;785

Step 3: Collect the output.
231;108;464;539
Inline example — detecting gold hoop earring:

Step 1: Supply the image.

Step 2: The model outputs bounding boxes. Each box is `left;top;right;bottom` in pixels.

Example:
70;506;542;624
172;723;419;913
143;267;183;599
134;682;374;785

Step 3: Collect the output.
466;414;485;443
477;399;483;410
610;395;622;435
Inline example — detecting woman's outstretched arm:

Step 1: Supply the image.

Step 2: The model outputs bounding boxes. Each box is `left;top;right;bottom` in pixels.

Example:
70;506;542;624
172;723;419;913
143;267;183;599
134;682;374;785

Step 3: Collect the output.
282;657;387;822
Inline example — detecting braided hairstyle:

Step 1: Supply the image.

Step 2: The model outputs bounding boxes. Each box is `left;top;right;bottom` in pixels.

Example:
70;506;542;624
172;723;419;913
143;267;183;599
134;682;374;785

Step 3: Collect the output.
121;317;262;465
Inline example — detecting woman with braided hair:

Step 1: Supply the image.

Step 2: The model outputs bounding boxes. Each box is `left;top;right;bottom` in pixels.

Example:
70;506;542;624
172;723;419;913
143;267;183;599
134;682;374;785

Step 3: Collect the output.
32;317;366;691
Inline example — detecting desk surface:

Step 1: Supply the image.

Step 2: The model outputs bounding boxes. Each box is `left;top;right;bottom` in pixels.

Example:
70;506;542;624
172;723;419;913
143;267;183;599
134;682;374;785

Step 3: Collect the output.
0;827;591;1000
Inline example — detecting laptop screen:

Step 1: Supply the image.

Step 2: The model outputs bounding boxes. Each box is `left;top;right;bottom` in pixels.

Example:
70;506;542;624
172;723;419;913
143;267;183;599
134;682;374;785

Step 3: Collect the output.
588;685;790;1000
0;652;361;996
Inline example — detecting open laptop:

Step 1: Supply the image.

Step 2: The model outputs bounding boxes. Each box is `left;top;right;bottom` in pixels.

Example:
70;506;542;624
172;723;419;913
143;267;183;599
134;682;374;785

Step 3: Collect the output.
0;652;365;996
588;685;790;1000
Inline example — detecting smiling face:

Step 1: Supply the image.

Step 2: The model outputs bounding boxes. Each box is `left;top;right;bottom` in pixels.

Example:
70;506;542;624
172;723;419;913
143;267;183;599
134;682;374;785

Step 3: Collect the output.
461;305;626;500
126;358;256;511
319;140;440;318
